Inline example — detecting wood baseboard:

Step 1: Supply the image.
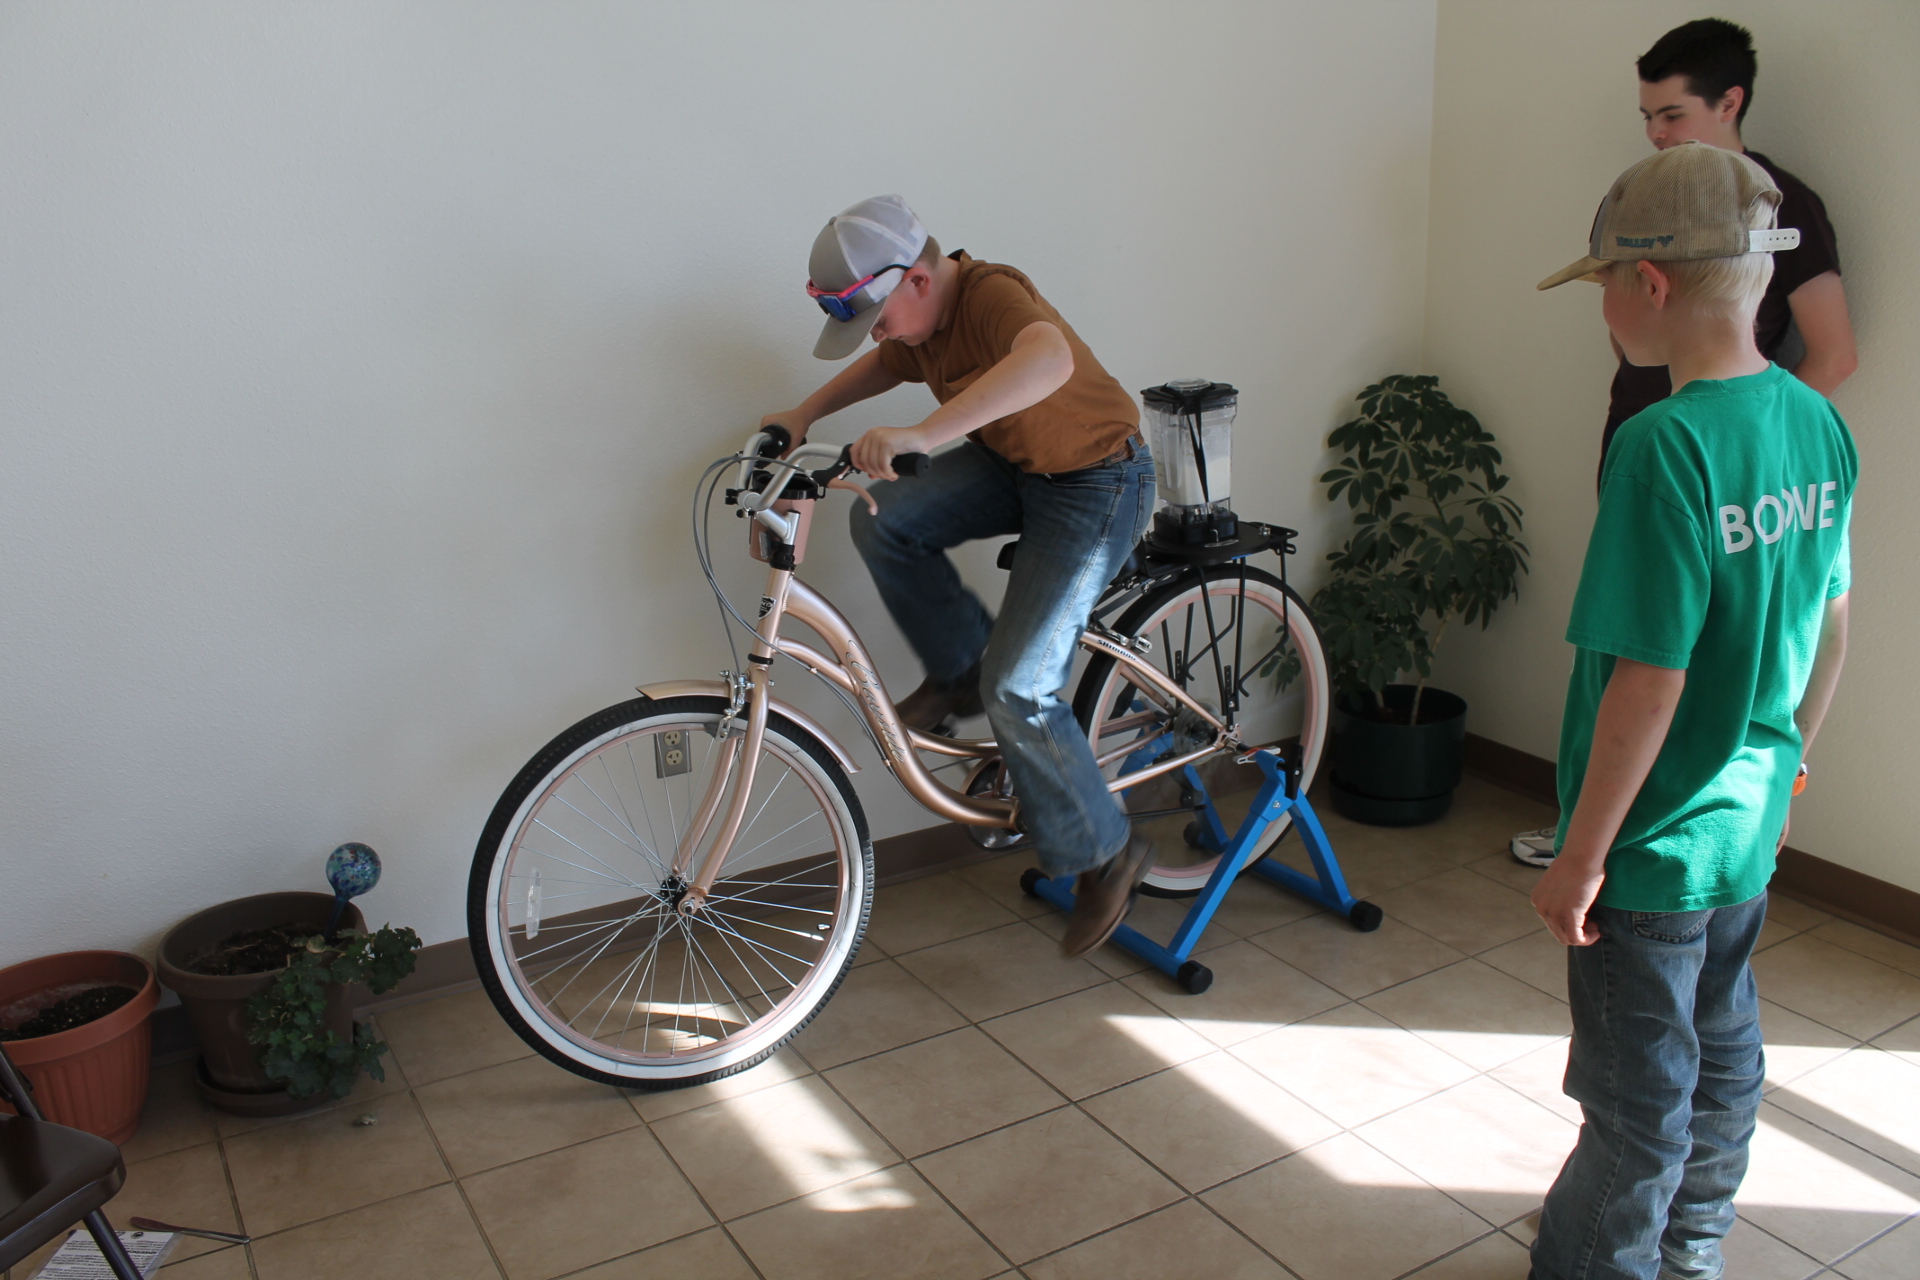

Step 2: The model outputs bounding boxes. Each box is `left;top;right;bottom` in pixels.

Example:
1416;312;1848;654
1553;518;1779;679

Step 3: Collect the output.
153;819;990;1062
1463;732;1558;808
1461;731;1920;946
1771;846;1920;948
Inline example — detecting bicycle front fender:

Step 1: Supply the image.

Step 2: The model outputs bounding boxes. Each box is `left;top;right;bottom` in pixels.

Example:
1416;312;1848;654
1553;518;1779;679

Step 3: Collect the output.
633;679;860;776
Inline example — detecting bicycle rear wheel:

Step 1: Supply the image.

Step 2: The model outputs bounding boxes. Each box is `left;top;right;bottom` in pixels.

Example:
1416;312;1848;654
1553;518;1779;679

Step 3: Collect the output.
1073;564;1328;897
468;695;870;1089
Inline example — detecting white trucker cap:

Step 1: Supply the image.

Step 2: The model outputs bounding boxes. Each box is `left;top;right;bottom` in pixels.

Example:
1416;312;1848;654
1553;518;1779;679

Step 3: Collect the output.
1538;141;1800;290
807;195;929;360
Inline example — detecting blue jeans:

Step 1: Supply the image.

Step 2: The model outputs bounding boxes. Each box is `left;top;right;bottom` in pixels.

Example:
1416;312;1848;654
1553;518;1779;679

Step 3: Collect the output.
1531;891;1768;1280
849;440;1155;877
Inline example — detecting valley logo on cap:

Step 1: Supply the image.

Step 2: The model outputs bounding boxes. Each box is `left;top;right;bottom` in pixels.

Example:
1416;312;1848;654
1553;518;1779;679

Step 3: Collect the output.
807;195;929;360
1538;141;1800;290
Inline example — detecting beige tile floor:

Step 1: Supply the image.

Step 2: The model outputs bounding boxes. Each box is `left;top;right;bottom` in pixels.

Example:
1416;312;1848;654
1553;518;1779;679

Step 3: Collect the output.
15;776;1920;1280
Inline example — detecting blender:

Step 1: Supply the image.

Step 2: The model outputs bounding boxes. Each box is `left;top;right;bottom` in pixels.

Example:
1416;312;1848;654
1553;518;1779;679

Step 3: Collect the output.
1142;379;1239;548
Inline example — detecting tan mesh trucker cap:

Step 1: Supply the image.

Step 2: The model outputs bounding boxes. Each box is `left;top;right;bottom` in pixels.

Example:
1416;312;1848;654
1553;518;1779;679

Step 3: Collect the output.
1538;140;1801;290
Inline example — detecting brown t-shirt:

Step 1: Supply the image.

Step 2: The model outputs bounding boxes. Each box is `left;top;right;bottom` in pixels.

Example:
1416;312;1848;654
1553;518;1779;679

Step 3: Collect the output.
875;251;1138;474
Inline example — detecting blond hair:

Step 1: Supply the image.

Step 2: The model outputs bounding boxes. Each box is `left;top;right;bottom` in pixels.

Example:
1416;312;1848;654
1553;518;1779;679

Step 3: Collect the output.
916;234;942;267
1606;200;1775;316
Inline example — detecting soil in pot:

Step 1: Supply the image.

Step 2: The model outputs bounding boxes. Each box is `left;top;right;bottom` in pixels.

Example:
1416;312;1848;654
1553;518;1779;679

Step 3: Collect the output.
1329;684;1468;827
157;891;365;1118
0;951;159;1145
0;984;139;1041
185;922;329;977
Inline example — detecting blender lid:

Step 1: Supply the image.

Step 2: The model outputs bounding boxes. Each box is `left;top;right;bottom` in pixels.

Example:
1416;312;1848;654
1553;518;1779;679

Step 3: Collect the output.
1141;380;1238;411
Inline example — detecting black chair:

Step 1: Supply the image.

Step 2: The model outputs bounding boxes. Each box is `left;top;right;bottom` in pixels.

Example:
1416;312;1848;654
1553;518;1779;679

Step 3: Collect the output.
0;1041;142;1280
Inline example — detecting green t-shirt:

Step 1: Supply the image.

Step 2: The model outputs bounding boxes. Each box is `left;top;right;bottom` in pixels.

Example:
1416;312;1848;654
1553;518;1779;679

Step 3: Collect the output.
1557;364;1856;911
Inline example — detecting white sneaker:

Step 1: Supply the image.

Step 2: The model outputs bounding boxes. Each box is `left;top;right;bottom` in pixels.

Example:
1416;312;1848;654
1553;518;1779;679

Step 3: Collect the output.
1510;826;1558;868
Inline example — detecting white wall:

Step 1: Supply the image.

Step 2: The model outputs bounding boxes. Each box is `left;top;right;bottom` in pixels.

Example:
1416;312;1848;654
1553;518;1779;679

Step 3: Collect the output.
0;1;1438;965
1423;2;1920;891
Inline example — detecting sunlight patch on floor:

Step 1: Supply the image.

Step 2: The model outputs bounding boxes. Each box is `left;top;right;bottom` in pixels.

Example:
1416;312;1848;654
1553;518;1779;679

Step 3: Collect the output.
1104;1010;1916;1212
754;1083;916;1212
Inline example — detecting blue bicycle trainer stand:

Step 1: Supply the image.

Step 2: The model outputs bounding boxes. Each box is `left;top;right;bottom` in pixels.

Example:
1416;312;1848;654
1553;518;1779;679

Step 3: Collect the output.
1023;743;1382;994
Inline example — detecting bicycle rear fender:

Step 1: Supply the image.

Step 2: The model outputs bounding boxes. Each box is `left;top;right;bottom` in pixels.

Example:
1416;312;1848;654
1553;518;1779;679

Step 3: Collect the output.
633;679;860;776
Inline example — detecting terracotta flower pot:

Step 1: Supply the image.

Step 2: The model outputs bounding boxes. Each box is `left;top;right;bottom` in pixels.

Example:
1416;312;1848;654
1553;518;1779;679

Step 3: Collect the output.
0;950;160;1145
156;891;365;1118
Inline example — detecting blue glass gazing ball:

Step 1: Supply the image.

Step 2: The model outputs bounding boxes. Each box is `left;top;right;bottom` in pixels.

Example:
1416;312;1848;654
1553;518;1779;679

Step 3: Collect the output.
325;843;382;899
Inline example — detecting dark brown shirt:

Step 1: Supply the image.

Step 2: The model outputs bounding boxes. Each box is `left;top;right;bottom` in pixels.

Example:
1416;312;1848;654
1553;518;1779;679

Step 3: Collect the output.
1605;150;1843;452
876;252;1138;474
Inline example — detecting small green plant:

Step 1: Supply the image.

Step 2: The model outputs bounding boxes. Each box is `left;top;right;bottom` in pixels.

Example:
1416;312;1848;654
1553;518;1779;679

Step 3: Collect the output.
1308;374;1528;721
245;925;422;1099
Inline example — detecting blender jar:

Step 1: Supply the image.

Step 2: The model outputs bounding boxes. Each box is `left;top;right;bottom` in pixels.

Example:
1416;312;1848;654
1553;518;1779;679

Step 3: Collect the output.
1142;379;1238;545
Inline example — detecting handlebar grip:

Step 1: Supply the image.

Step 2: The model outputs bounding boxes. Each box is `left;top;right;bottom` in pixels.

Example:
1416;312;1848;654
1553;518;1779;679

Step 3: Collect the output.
894;453;932;478
758;423;793;457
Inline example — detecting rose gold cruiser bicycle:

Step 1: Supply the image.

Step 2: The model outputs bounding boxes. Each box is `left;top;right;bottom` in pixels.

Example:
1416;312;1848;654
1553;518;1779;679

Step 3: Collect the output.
468;426;1333;1089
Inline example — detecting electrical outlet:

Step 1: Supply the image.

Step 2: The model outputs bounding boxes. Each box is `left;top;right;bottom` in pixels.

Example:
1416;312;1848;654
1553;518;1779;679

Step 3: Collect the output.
654;729;692;778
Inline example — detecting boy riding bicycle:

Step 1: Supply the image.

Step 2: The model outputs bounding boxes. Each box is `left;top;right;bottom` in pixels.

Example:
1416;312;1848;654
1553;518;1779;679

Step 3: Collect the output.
763;195;1155;958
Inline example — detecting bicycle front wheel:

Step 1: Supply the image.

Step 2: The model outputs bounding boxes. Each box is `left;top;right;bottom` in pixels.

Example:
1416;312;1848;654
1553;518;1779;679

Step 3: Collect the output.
468;695;871;1089
1073;564;1329;897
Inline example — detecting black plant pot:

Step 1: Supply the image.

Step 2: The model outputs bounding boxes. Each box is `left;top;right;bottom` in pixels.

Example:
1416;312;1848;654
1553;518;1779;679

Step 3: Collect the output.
1328;684;1468;826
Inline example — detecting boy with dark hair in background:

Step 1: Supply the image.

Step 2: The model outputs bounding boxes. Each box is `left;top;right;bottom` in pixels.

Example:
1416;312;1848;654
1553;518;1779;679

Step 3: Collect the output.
1513;16;1857;868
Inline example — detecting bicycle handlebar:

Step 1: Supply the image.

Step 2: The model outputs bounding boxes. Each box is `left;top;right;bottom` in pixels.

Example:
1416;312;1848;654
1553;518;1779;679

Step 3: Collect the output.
790;442;929;484
735;428;929;514
729;427;928;548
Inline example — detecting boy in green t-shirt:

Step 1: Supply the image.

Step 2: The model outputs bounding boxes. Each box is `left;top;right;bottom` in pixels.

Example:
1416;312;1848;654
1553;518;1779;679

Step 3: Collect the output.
1528;142;1855;1280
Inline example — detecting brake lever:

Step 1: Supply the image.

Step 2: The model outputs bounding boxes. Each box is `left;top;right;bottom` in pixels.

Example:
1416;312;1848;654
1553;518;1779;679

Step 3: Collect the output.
828;476;879;514
808;445;857;490
801;445;876;511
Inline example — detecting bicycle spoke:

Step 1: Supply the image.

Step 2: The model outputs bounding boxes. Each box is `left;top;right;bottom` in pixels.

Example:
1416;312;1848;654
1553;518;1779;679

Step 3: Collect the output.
625;740;668;872
735;767;792;853
512;909;651;964
538;921;659;1006
725;807;824;867
572;773;668;876
689;916;779;1010
706;896;834;916
702;904;831;946
582;946;654;1041
712;858;841;894
613;938;655;1050
513;846;636;889
510;875;630;889
527;822;647;890
680;926;741;1025
583;758;648;849
697;909;816;975
629;920;670;1049
709;876;838;890
552;787;663;872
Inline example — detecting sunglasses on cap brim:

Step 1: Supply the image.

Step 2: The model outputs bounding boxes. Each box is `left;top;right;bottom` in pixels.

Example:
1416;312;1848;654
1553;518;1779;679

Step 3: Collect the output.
806;264;913;323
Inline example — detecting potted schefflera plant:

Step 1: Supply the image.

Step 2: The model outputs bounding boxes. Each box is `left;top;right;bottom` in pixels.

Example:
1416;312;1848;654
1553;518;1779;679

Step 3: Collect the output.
1311;374;1528;824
